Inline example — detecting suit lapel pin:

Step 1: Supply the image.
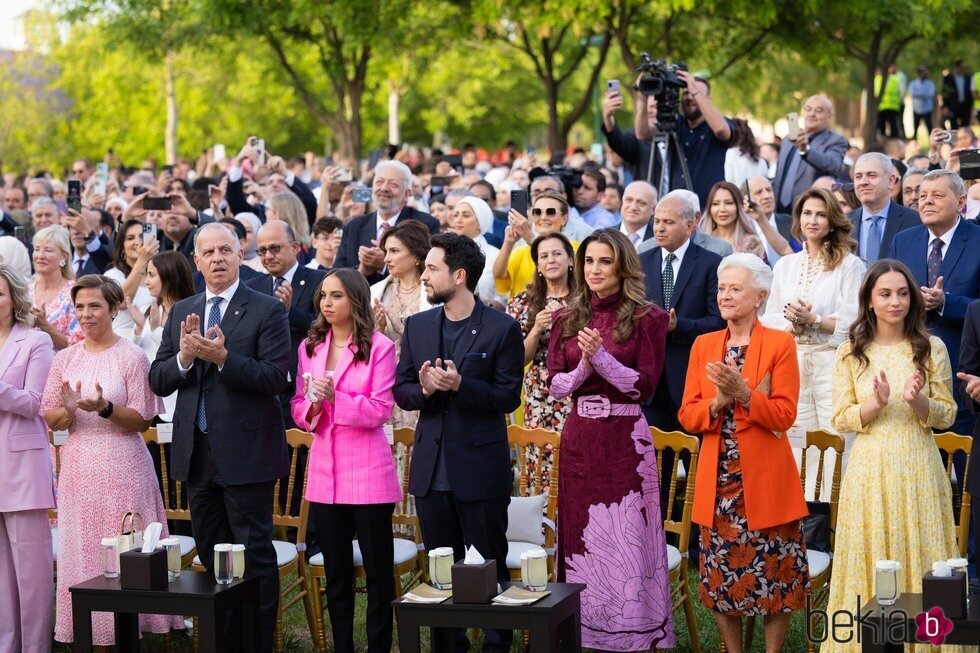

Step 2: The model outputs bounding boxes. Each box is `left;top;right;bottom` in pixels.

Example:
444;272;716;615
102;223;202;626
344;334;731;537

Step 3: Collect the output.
471;329;477;334
300;279;305;286
235;310;240;315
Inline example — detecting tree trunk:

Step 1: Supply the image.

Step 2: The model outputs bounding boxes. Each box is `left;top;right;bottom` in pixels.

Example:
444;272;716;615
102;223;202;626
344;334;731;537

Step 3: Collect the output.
860;31;883;147
164;51;178;164
545;81;563;153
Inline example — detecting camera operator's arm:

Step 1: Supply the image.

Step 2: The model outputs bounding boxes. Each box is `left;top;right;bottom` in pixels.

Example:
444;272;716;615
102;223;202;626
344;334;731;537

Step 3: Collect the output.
601;93;643;166
677;70;731;141
634;75;654;141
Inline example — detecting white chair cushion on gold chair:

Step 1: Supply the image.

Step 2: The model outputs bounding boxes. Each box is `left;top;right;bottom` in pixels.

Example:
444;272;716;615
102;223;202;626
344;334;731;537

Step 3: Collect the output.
193;540;297;568
505;495;547;546
506;541;550;569
666;545;682;572
807;549;831;578
308;537;418;567
172;534;196;557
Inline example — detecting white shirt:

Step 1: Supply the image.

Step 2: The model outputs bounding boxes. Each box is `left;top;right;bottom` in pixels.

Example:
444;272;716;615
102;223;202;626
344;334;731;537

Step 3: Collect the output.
660;237;691;276
276;261;299;286
177;278;240;373
620;222;648;250
376;213;399;240
760;252;866;346
751;213;784;267
926;218;960;263
473;235;505;306
105;266;153;338
724;149;770;188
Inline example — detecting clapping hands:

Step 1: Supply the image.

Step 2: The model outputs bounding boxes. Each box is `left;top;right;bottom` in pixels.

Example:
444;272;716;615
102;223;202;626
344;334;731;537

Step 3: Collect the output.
304;374;335;403
419;358;461;396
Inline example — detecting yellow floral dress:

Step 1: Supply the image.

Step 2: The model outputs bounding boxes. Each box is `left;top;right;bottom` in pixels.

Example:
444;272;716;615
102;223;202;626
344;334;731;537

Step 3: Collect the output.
823;337;959;652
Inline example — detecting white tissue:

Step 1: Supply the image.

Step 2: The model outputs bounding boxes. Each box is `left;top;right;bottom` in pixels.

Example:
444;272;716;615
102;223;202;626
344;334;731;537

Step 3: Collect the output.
463;545;485;565
932;561;952;577
141;522;163;554
303;373;317;403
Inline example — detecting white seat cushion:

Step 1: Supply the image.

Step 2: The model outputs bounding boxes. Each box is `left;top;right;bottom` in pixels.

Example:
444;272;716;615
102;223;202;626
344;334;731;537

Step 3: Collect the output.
193;540;297;568
506;495;547;546
807;549;831;578
506;541;547;570
667;545;682;572
172;534;196;557
308;537;418;567
51;527;57;561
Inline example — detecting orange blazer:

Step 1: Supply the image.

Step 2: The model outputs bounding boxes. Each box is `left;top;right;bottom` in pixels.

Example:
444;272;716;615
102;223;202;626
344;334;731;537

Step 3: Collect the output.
678;322;807;531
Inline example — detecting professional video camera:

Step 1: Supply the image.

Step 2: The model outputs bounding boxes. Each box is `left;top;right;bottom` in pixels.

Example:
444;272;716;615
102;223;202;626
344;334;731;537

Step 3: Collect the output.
635;53;688;132
547;165;583;191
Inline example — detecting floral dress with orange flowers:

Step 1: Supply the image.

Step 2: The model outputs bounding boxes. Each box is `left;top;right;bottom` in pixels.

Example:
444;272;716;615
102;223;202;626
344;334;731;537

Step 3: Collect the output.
698;345;810;615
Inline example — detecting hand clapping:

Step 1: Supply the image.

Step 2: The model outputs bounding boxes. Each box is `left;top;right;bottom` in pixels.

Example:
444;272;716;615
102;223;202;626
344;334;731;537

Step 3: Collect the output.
871;370;890;409
902;369;925;404
305;375;335;403
419;358;461;396
706;359;750;405
77;382;107;413
577;327;602;363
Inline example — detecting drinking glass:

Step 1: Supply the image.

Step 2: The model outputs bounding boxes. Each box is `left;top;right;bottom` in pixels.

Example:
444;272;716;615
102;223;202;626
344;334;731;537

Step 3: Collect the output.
949;557;969;605
160;538;181;581
520;548;549;592
428;547;454;590
232;544;246;579
874;560;901;606
214;544;234;585
100;537;120;579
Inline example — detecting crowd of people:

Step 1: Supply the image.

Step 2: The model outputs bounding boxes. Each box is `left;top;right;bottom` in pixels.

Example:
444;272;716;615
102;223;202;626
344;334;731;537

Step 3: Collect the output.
0;63;979;653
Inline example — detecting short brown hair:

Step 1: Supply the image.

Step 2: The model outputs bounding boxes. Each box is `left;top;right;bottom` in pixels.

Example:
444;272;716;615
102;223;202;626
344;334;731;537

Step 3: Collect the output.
70;274;124;308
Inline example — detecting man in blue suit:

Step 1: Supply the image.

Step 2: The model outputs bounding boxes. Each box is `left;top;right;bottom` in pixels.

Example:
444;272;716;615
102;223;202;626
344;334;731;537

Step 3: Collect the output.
849;152;921;263
640;191;726;518
889;170;980;436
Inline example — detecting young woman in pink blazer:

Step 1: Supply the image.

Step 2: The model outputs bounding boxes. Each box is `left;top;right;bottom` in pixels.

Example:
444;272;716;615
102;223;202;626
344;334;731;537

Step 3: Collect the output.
291;268;400;653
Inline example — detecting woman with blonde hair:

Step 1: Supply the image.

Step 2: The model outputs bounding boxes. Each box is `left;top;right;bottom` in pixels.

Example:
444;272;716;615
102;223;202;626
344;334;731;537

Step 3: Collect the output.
760;187;866;499
29;225;82;349
700;181;768;261
267;192;312;247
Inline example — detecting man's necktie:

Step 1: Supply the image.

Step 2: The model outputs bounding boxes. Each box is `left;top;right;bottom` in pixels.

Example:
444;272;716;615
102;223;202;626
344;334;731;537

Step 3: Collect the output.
379;221;391;239
273;276;284;293
629;232;642;249
865;216;884;262
662;252;677;308
195;297;224;432
927;237;943;287
75;259;85;277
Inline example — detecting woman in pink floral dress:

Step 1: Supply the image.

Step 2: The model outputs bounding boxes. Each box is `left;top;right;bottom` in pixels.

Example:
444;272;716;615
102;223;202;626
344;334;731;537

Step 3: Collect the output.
547;229;675;651
42;275;181;646
29;225;83;349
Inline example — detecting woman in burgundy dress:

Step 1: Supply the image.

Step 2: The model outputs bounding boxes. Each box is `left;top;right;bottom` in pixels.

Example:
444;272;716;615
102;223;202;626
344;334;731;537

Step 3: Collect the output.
547;228;675;651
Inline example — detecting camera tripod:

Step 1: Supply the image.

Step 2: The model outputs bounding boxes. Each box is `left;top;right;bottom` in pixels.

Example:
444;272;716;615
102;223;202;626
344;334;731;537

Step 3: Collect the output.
646;130;693;195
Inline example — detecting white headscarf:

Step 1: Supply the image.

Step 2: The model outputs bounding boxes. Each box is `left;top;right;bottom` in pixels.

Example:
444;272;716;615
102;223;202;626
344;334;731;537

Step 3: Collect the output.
0;236;31;277
456;196;494;236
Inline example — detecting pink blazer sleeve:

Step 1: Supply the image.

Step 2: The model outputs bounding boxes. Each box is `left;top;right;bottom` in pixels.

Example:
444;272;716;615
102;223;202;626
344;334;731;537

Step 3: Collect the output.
332;337;396;429
291;340;318;430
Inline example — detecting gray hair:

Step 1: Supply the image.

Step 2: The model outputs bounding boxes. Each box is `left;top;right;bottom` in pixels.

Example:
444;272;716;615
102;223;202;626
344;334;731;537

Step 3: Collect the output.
444;188;470;202
31;196;58;214
657;190;697;223
856;152;896;177
531;175;566;193
920;169;966;197
718;252;774;298
194;222;243;256
665;189;701;215
373;160;413;189
26;177;54;197
0;263;35;328
903;167;929;183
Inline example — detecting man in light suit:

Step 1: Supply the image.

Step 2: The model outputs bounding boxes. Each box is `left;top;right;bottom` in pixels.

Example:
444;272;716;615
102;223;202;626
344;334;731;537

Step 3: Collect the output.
149;223;291;653
638;189;733;258
393;232;523;652
849;152;921;263
773;95;848;213
334;160;440;284
889;170;980;435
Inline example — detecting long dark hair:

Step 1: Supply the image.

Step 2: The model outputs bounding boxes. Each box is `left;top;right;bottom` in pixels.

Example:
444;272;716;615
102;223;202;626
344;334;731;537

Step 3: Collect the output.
524;232;575;327
111;219;144;276
149;251;196;305
560;228;651;344
305;268;374;363
846;259;932;377
789;188;857;270
730;118;761;161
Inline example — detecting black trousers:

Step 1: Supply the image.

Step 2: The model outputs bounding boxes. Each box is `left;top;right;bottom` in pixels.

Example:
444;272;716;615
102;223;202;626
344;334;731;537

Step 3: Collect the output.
187;428;279;653
309;502;395;653
415;490;511;652
912;112;934;138
877;109;903;139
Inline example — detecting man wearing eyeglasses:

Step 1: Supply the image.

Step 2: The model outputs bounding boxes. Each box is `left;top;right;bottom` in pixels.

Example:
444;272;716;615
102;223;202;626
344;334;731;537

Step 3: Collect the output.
70;159;93;182
772;95;849;214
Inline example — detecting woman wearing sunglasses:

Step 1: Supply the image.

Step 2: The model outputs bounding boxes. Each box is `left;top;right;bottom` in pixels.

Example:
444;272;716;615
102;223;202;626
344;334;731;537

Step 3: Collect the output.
492;190;579;299
831;181;860;213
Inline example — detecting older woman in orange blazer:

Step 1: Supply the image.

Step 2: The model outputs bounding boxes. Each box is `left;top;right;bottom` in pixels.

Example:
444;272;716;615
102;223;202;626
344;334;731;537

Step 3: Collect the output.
679;252;809;652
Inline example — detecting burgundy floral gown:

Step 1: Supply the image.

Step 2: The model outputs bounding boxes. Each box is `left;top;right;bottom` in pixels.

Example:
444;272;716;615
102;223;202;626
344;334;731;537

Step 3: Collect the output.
547;292;675;651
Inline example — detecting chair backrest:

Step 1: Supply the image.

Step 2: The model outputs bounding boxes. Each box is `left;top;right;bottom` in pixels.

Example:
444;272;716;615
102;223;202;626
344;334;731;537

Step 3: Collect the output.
935;431;973;558
650;427;699;556
506;424;560;548
142;427;193;524
276;429;314;537
391;427;421;541
799;429;845;550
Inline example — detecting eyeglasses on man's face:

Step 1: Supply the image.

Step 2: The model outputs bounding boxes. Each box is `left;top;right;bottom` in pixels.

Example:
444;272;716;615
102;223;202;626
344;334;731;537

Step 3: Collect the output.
257;243;294;257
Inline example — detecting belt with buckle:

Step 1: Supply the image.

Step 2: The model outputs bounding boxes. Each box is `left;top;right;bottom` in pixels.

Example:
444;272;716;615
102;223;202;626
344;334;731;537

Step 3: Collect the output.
576;394;641;419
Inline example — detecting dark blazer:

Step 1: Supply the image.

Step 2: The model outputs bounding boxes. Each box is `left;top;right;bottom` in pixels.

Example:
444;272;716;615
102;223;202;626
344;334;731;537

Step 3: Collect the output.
849;202;921;262
602;124;661;186
246;265;327;427
74;246;112;276
334;206;440;284
772;129;849;210
393;300;523;502
149;281;291;485
226;174;318;228
959;299;980;494
888;220;980;380
161;228;197;268
193;264;262;293
616;221;655;246
640;242;725;406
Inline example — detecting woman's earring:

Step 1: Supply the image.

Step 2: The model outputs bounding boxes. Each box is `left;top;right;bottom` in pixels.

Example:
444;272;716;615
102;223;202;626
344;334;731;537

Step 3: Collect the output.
59;260;66;267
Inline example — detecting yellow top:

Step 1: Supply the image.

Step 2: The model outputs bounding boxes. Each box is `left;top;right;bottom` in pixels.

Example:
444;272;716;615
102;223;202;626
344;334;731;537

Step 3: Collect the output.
495;240;580;299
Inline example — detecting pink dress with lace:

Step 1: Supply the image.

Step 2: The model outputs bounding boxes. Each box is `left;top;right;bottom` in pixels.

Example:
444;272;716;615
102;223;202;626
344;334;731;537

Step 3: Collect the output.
40;338;182;645
28;280;84;346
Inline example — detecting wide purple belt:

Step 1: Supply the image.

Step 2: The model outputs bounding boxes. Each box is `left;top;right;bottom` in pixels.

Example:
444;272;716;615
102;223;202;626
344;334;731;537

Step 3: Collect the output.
576;394;641;419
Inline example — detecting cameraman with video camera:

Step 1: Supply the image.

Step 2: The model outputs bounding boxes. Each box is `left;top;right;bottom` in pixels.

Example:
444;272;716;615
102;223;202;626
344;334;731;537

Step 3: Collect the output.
601;82;662;195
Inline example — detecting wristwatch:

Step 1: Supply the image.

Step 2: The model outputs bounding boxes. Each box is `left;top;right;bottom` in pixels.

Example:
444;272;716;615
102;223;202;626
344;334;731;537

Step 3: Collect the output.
97;400;114;419
810;313;822;329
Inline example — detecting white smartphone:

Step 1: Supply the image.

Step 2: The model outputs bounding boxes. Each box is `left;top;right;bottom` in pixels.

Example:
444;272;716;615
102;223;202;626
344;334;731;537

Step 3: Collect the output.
607;79;620;95
142;223;158;246
95;162;108;196
213;143;226;161
787;112;800;141
255;139;266;165
336;167;353;182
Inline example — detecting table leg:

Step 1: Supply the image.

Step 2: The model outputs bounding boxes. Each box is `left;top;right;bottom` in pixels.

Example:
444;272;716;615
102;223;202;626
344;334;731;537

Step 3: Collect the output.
528;624;554;653
71;603;93;653
559;605;582;652
113;612;140;652
395;611;422;653
430;625;456;653
198;605;218;653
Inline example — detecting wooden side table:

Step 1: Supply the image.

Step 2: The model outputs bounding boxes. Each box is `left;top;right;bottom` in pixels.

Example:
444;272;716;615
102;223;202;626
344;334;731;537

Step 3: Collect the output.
860;593;980;651
69;571;259;653
393;582;585;653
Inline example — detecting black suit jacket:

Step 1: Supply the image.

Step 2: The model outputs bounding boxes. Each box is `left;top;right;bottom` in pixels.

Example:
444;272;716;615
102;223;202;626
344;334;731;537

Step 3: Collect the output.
393;301;523;502
602;124;662;186
226;174;318;228
161;228;197;269
848;202;921;262
334;206;440;284
959;299;980;494
640;242;725;406
74;246;112;276
149;281;291;485
246;265;327;426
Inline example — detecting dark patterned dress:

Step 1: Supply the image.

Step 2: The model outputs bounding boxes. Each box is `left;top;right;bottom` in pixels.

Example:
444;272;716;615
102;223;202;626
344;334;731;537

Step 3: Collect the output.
698;345;810;615
547;291;675;651
507;291;572;495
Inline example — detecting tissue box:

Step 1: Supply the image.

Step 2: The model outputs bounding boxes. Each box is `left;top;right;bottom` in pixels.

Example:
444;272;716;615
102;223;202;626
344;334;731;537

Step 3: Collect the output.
120;548;168;591
922;570;966;619
451;560;497;604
